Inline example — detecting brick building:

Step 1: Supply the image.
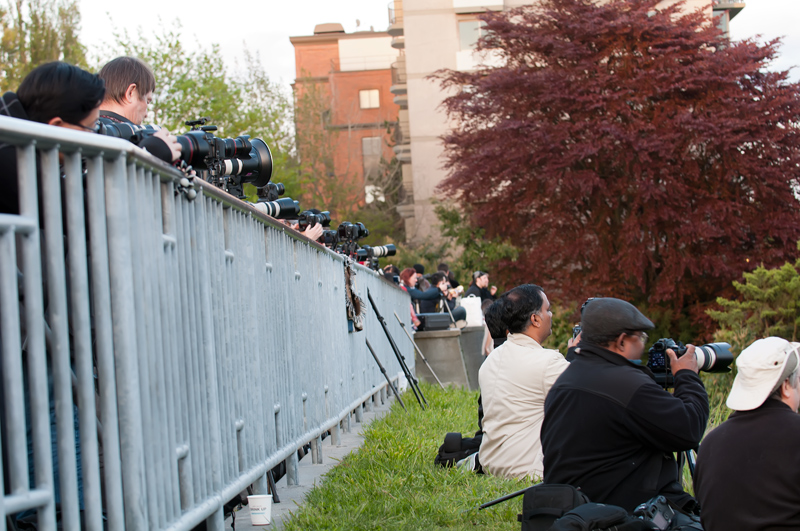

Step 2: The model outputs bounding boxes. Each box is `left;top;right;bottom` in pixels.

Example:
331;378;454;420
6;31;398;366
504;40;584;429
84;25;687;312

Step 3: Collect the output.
290;24;401;206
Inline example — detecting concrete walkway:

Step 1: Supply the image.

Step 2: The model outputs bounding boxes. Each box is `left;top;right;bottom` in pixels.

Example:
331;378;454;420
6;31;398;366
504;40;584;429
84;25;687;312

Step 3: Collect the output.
224;395;396;530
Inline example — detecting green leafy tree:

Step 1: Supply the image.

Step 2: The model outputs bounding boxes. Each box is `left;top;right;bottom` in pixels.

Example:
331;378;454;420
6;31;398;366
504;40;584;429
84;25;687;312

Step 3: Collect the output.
708;247;800;354
435;203;519;292
0;0;87;92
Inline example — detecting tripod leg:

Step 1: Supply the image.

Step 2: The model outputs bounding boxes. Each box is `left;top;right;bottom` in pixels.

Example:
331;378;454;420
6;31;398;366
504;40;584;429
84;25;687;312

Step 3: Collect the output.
368;290;427;408
394;311;445;390
366;339;407;411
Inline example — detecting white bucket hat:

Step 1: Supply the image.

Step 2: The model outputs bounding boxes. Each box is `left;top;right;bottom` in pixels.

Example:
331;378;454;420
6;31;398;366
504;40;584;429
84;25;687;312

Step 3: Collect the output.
727;337;800;411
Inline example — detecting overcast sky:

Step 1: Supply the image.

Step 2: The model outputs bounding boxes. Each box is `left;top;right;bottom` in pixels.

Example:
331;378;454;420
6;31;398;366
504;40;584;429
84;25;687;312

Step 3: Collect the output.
77;0;800;89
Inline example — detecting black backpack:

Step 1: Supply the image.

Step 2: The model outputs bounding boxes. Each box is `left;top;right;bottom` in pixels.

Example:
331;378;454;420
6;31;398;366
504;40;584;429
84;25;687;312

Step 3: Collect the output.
433;432;482;467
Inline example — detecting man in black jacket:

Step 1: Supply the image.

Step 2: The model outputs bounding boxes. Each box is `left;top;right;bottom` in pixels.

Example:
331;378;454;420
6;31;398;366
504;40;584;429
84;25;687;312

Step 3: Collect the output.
541;297;709;513
695;337;800;531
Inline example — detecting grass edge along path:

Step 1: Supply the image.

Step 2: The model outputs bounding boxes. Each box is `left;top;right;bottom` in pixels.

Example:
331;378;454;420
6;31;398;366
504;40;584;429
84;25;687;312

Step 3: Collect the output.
281;383;527;531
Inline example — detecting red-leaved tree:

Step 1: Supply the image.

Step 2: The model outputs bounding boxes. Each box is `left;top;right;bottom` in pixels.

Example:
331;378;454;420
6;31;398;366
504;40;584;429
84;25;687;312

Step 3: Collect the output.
434;0;800;323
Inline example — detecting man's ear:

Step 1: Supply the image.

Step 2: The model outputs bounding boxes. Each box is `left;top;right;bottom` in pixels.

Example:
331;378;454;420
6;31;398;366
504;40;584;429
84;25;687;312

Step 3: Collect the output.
781;378;793;399
530;313;540;329
47;117;64;127
124;83;137;103
615;333;626;352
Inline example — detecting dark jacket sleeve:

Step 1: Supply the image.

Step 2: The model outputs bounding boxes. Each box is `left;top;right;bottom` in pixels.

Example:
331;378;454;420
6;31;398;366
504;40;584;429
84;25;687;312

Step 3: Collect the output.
405;286;443;301
623;370;709;452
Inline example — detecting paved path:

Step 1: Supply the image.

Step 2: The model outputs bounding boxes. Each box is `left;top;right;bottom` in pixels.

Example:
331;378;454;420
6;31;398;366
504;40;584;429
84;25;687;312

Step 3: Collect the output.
224;395;396;530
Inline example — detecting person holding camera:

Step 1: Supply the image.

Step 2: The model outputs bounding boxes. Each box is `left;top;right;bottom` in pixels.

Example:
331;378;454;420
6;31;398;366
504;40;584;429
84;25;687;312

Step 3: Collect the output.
478;284;570;480
541;297;709;513
97;56;181;163
419;272;467;325
694;337;800;531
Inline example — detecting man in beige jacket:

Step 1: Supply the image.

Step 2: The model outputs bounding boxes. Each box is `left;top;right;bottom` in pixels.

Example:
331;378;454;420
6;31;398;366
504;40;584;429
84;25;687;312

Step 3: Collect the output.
478;284;570;480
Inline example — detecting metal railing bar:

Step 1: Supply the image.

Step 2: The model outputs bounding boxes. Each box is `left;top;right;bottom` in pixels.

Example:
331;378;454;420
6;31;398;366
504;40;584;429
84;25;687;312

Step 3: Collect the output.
64;149;104;531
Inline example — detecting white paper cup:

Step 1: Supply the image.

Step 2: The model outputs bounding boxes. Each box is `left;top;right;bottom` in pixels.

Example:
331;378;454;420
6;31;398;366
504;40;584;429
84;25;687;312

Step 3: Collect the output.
247;494;272;526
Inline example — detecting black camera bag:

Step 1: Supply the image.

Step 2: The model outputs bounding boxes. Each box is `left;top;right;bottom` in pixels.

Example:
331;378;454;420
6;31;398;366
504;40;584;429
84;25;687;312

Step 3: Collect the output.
434;431;482;467
550;503;658;531
517;484;591;531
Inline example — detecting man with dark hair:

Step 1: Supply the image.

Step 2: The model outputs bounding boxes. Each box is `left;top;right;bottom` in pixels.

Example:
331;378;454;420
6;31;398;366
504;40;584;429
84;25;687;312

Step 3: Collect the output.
418;272;467;325
478;284;569;480
437;262;460;289
1;61;105;214
541;298;709;513
695;337;800;531
412;263;431;291
465;271;497;302
97;56;180;163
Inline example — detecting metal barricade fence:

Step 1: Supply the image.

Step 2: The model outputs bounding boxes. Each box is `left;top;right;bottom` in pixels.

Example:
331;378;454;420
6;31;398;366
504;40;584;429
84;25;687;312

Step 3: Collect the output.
0;115;413;531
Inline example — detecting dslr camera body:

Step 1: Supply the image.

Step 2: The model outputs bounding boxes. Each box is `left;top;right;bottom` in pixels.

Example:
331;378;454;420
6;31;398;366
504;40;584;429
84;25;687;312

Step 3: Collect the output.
646;338;733;388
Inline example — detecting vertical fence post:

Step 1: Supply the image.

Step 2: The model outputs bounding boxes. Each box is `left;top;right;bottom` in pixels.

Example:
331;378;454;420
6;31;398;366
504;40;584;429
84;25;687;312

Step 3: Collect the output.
105;154;147;529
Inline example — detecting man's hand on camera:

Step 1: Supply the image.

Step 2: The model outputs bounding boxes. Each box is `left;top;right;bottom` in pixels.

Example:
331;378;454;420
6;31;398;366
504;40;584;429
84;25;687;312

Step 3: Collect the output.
153;128;181;162
490;285;498;296
301;223;324;242
667;345;699;375
568;332;582;348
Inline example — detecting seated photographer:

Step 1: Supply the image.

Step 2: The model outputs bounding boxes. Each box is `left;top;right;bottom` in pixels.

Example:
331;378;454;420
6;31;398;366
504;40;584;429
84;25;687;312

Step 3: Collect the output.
541;298;709;513
399;267;442;328
478;284;569;480
695;337;800;531
97;56;180;163
419;272;467;325
413;263;431;291
1;61;105;214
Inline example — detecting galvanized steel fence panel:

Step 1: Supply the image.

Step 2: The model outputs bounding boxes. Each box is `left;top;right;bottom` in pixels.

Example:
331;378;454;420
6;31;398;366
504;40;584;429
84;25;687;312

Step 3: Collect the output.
0;115;413;530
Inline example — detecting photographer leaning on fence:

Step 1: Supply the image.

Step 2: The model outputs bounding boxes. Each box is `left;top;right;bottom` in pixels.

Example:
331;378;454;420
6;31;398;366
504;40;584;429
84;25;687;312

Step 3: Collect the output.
695;337;800;531
0;61;106;215
97;56;181;164
541;298;709;514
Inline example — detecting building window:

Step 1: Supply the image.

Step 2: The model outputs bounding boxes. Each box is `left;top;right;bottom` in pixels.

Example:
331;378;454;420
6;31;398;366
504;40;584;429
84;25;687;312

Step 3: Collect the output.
359;89;380;109
362;137;382;180
459;20;485;50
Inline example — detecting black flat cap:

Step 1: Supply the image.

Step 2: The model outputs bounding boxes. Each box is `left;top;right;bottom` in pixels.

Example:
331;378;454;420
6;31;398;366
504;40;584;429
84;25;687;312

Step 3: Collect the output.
581;297;654;338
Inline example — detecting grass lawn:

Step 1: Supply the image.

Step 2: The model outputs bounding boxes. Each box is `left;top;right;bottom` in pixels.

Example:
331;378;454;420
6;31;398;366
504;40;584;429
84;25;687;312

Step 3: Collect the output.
282;383;529;531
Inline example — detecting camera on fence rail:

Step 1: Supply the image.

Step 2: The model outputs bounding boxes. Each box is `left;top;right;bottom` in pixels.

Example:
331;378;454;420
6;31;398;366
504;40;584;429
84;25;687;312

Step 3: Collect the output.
338;221;369;242
322;222;370;256
296;210;332;232
646;338;734;388
99;117;273;199
355;244;396;271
